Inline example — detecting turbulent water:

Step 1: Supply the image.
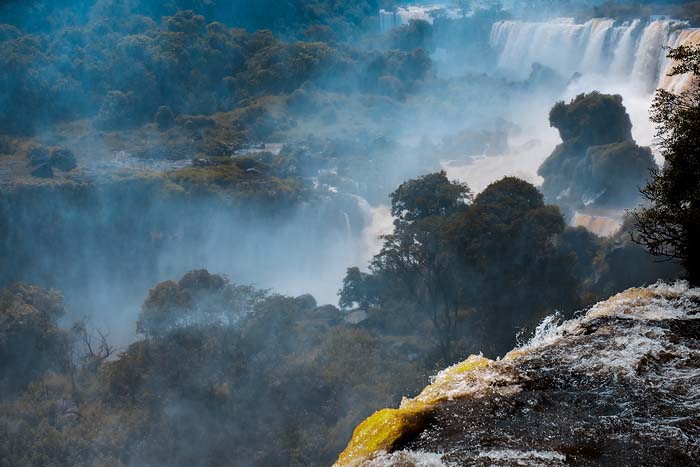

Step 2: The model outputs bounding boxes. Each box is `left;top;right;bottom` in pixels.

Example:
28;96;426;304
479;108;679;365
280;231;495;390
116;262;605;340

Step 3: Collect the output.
336;282;700;466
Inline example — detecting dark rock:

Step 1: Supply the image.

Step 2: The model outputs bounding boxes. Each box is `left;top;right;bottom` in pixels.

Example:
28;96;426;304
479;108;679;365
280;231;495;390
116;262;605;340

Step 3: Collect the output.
538;93;656;212
337;284;700;467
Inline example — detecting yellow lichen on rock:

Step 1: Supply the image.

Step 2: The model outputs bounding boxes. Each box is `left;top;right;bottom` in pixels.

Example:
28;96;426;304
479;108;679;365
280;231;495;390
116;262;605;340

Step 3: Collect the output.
334;354;496;467
334;406;429;467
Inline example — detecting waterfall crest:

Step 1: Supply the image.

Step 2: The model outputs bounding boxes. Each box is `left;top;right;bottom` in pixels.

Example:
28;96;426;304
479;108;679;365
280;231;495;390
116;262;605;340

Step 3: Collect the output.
491;18;700;93
334;282;700;466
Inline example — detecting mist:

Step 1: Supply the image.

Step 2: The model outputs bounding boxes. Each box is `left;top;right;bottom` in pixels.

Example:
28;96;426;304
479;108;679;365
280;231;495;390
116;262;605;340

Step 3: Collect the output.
0;0;697;466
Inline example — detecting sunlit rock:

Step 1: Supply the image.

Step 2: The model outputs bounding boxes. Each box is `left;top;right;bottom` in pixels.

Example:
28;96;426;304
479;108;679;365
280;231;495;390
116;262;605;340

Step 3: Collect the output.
335;282;700;466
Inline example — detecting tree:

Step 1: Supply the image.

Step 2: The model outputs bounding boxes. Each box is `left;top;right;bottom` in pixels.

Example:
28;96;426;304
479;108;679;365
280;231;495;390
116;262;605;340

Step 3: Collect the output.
338;266;381;310
0;284;69;396
633;44;700;284
447;177;577;352
136;269;268;336
341;174;579;361
373;172;471;362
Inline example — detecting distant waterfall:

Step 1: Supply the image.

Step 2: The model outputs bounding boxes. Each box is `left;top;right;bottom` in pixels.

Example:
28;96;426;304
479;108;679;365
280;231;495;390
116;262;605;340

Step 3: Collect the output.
490;18;700;93
379;5;459;33
379;9;404;33
661;29;700;92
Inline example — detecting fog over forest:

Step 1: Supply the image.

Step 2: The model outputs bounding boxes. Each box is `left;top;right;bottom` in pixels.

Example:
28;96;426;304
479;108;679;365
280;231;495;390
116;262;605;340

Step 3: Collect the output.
1;1;699;466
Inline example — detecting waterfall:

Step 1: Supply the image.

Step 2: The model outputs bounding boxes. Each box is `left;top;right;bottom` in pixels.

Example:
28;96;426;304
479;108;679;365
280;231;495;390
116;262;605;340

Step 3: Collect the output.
379;5;459;33
660;29;700;93
342;211;352;240
490;18;700;93
379;9;403;33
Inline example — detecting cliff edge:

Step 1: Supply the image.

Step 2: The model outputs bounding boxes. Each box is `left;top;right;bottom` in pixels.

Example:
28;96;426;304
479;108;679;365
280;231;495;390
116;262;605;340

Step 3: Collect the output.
335;282;700;467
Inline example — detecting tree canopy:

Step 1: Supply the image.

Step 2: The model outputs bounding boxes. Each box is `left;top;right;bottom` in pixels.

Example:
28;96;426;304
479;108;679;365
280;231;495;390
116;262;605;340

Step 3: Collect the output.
633;44;700;284
342;173;580;361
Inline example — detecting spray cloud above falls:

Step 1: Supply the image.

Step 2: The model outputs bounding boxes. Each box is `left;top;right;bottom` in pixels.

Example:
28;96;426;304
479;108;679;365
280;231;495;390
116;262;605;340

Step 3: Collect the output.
1;1;700;466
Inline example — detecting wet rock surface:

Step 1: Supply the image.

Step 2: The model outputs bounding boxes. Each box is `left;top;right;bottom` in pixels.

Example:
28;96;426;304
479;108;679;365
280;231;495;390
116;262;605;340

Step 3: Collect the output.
339;283;700;467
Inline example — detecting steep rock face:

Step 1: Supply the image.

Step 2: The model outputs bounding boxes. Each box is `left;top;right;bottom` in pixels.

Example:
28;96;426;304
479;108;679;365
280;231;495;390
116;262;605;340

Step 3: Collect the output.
537;93;656;213
335;282;700;466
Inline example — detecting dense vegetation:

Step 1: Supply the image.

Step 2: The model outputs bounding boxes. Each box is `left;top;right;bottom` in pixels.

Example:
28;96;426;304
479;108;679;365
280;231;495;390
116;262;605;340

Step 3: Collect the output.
581;1;700;25
1;1;699;466
0;271;426;466
633;44;700;284
0;170;682;466
0;7;430;135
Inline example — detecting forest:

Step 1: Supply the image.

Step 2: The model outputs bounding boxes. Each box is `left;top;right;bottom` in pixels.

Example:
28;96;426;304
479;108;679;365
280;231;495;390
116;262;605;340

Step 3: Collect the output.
1;1;699;466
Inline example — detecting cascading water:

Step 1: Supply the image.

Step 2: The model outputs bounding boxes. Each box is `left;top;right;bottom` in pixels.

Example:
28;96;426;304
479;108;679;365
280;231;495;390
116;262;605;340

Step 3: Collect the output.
661;28;700;92
490;18;699;93
379;5;459;33
336;282;700;466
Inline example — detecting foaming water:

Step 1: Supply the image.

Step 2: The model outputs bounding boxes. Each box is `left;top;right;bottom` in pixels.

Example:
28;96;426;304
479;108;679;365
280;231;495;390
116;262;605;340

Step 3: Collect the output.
441;17;700;191
571;209;624;237
362;450;448;467
440;131;551;193
337;282;700;466
661;28;700;92
476;449;566;466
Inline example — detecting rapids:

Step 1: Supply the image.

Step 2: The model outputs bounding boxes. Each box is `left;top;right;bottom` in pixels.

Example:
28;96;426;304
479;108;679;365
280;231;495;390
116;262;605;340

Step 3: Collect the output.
335;282;700;466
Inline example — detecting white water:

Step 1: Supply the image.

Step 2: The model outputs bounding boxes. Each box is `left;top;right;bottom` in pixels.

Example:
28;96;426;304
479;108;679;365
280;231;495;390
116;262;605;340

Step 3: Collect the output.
442;18;700;203
490;17;700;154
369;15;700;271
379;4;459;33
490;18;698;93
353;282;700;466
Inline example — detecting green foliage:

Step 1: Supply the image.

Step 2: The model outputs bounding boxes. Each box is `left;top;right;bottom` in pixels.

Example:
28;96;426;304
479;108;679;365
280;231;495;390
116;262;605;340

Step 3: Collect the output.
339;266;382;310
137;270;268;336
666;44;700;78
101;269;426;466
169;162;305;203
390;170;471;225
578;1;700;26
0;6;429;135
0;284;68;396
633;47;700;284
388;19;434;52
343;174;579;361
548;92;632;146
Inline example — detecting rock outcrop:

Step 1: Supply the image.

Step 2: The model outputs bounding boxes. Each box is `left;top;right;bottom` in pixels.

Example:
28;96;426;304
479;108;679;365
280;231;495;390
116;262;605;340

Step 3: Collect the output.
538;93;656;214
335;282;700;466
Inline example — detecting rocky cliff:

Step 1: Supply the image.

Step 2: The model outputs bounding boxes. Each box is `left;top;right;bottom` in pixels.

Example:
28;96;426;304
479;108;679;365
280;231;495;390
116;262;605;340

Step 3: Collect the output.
335;282;700;466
